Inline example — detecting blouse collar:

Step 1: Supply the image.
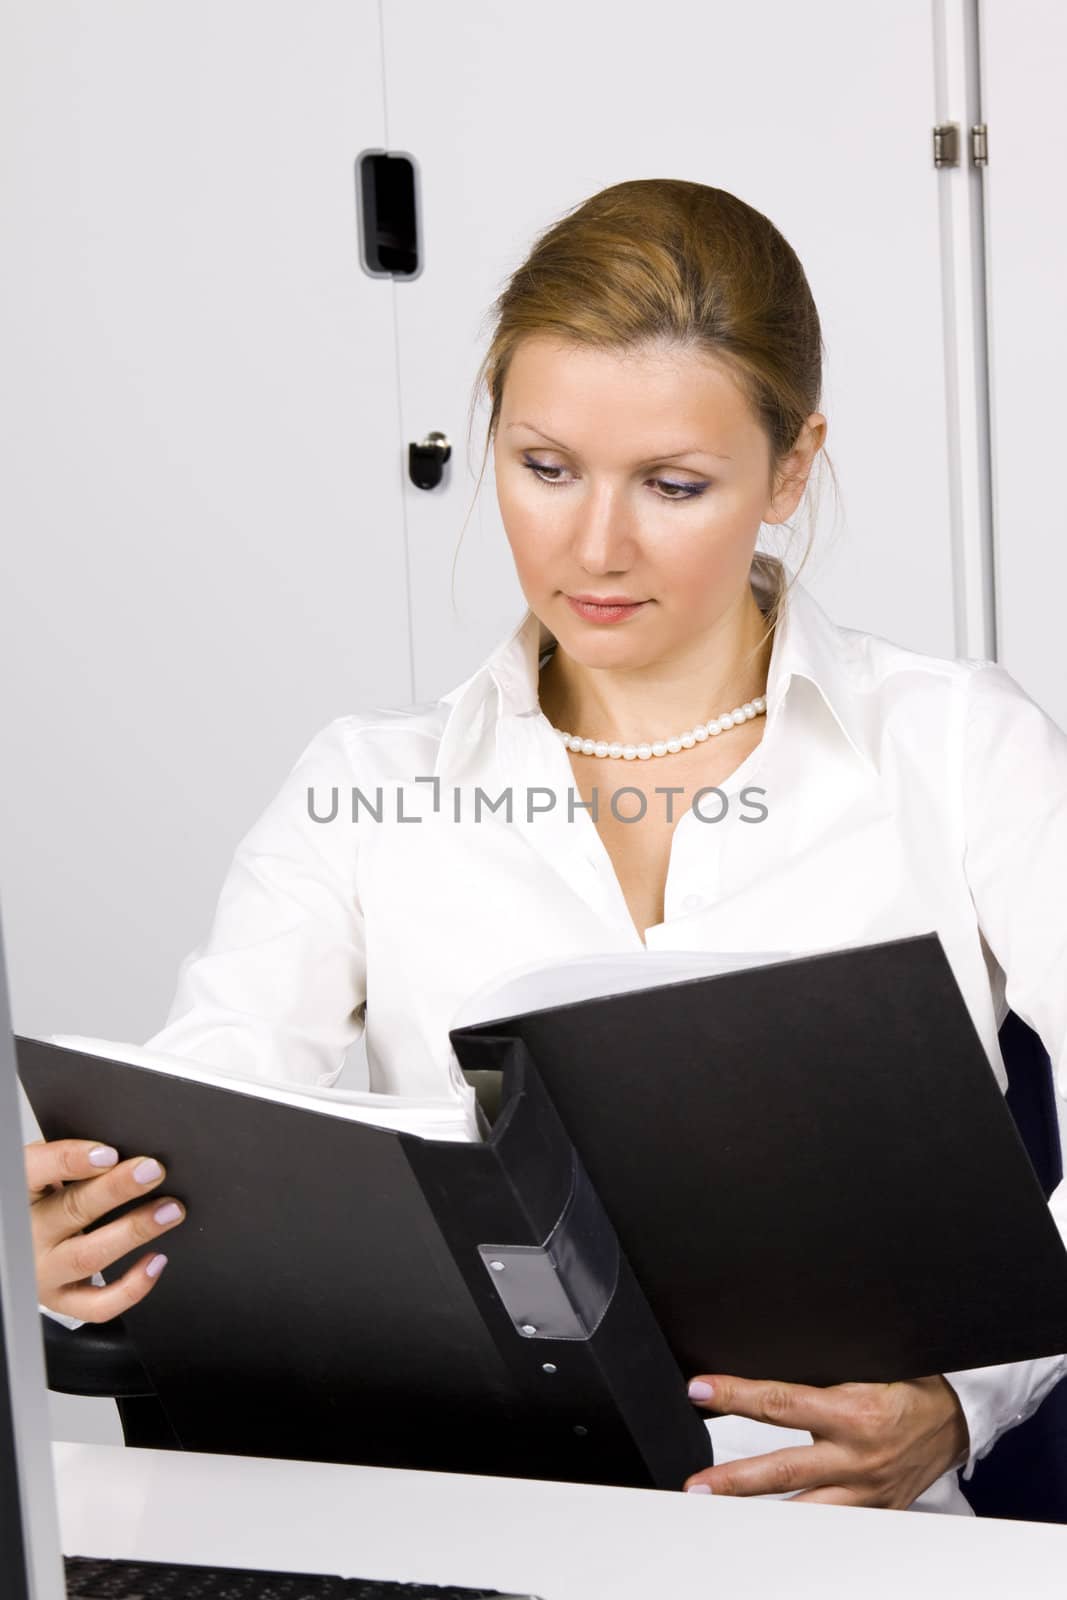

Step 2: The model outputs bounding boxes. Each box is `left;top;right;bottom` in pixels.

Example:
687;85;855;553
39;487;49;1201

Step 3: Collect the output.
434;556;879;782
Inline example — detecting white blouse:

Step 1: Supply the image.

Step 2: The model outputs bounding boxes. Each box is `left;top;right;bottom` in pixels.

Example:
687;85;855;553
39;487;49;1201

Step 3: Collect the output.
142;555;1067;1516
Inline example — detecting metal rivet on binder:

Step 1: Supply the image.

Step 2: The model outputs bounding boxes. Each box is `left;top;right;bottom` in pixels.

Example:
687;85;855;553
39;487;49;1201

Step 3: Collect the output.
520;1323;538;1336
542;1363;557;1374
573;1425;589;1437
489;1260;506;1272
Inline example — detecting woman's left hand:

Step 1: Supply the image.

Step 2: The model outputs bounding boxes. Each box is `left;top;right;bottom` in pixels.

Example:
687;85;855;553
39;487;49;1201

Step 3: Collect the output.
683;1372;971;1507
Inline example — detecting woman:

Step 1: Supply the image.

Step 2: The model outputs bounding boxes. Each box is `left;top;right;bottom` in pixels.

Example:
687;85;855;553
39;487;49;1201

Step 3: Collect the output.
25;179;1067;1514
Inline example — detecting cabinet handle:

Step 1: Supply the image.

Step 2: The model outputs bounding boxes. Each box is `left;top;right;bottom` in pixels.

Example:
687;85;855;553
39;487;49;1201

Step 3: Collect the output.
408;430;452;490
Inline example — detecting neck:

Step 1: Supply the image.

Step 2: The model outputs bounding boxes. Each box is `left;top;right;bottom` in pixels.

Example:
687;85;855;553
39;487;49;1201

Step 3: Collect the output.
538;587;774;745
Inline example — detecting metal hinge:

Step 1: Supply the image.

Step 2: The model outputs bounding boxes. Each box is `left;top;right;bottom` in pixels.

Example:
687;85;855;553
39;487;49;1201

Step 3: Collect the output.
933;122;988;168
933;122;959;167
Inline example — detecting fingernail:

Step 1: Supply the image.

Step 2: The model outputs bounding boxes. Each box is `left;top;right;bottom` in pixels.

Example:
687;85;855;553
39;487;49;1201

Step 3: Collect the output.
686;1483;713;1494
153;1202;182;1225
89;1146;119;1167
133;1158;163;1183
145;1254;168;1279
688;1380;714;1400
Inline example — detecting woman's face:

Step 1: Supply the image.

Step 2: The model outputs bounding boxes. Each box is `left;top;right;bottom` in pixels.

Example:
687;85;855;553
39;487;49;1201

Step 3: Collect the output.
494;334;824;669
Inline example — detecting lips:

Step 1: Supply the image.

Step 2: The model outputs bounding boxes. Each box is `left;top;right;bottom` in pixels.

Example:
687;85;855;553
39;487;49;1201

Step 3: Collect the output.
565;595;648;624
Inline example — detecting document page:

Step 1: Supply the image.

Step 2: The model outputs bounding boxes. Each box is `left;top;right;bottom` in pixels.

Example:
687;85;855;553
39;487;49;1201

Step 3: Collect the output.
47;1034;482;1143
450;947;797;1031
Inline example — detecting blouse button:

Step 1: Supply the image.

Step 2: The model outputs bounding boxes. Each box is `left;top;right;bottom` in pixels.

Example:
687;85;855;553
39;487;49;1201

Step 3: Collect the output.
681;893;705;912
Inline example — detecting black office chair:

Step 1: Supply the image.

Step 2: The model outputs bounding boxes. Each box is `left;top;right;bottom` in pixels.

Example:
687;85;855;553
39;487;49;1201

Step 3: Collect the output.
959;1010;1067;1522
42;1011;1067;1517
44;1314;180;1449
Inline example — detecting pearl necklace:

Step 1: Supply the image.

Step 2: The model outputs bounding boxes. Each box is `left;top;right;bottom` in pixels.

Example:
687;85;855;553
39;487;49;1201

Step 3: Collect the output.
551;696;767;760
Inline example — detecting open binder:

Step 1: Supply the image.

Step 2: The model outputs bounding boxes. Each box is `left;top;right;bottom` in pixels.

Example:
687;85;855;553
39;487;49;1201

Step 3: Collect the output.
19;932;1067;1491
18;1019;711;1490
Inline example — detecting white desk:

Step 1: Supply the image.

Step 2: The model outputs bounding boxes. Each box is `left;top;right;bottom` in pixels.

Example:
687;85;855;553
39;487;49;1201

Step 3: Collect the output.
53;1440;1067;1598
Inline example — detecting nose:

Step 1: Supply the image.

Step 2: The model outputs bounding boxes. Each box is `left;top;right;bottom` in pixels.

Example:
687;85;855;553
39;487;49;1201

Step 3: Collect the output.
570;483;637;575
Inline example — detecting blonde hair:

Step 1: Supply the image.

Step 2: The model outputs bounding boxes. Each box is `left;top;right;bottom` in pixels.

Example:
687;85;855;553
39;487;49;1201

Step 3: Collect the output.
457;178;840;678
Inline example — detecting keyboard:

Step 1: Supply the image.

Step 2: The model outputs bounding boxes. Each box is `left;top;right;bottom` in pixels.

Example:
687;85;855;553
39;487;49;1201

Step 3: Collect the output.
64;1554;541;1599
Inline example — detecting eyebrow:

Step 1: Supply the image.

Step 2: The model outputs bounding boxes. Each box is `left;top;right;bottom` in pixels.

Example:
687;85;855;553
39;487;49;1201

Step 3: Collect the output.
504;421;732;463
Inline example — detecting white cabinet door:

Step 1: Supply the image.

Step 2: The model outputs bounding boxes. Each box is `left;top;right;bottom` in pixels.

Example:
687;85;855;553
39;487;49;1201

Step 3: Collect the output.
979;0;1067;1169
0;3;408;1043
383;0;960;700
980;0;1067;731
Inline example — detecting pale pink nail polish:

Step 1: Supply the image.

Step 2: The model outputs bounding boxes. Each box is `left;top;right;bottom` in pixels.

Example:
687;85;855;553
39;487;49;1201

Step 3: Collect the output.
154;1203;182;1225
688;1380;714;1400
89;1146;119;1167
145;1254;168;1278
134;1159;162;1184
686;1484;713;1494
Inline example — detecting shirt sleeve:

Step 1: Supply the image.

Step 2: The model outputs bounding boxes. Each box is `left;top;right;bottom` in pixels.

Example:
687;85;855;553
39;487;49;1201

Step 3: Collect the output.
941;661;1067;1479
142;715;368;1088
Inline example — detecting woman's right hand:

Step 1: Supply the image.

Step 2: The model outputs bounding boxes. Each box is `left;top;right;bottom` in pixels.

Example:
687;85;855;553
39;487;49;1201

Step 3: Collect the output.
25;1138;187;1323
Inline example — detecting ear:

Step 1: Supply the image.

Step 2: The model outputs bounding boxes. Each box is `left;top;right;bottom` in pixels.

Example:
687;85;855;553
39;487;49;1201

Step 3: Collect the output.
764;413;827;525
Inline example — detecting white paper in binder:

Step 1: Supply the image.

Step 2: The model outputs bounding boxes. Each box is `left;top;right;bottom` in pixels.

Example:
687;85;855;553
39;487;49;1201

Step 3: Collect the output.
449;947;798;1033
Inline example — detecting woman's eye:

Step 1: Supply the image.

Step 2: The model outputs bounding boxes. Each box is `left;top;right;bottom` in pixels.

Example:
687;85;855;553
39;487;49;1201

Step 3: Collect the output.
520;460;707;502
523;462;569;487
